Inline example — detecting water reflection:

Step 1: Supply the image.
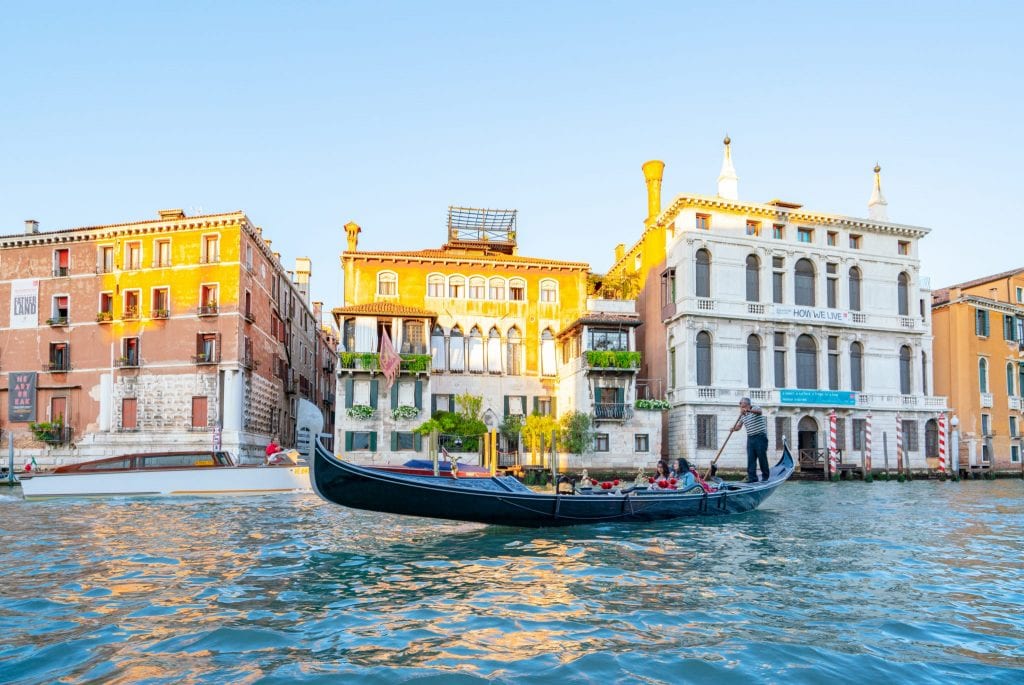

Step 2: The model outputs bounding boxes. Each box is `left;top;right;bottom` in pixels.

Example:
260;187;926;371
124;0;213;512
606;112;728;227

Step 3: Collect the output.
0;481;1021;683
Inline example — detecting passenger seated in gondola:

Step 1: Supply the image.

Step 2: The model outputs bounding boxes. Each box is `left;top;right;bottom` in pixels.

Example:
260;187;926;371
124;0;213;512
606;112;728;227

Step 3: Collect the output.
672;457;698;491
652;460;672;488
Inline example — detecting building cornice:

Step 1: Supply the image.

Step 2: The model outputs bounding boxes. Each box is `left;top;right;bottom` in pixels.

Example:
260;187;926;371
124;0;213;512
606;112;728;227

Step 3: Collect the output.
0;212;250;248
343;251;590;272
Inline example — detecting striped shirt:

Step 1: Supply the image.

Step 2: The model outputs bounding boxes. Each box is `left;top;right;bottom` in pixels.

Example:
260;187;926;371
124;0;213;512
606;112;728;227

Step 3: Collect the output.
739;409;768;436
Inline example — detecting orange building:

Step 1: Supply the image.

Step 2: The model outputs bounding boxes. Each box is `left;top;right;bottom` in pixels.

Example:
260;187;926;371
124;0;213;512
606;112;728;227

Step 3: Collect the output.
0;211;334;466
932;269;1024;472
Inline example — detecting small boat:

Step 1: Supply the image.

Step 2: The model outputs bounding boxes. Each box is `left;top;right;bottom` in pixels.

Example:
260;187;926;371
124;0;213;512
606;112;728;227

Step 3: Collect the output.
311;438;795;527
18;449;310;500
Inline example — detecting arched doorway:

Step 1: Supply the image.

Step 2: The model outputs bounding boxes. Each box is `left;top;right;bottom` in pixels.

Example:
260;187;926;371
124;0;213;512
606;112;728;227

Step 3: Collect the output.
798;416;819;462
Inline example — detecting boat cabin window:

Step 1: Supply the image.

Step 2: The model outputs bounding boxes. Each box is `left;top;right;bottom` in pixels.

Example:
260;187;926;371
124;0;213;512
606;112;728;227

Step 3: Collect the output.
139;453;213;468
214;452;233;466
76;458;133;471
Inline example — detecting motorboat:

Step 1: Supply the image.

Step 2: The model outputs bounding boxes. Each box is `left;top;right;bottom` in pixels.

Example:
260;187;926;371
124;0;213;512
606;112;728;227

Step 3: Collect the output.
18;449;310;500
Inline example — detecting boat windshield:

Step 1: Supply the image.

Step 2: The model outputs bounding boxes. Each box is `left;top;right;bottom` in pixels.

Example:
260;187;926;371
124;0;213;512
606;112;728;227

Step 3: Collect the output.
139;454;219;469
77;458;132;471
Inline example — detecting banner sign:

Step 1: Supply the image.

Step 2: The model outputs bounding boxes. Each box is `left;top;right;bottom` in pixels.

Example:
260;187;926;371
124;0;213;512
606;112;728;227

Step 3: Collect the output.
774;305;850;324
10;279;39;329
8;372;38;422
780;389;857;407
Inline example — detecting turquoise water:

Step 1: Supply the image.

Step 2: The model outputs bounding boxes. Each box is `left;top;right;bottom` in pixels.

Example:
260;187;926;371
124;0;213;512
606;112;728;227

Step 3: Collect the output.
1;481;1022;684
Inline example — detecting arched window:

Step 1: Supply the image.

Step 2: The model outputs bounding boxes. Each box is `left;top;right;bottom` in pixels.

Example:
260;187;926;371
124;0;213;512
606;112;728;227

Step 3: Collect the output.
509;278;526;301
541;328;556;377
402;320;424;354
668;335;676;388
449;326;465;372
430;324;446;371
848;266;862;312
540;279;558;303
696;331;712;386
1007;362;1016;397
747;334;762;388
795;259;815;306
978;357;988;394
695;249;711;298
487;327;502;373
796;334;818;389
468;326;484;372
427;273;445;298
898;272;910;316
377;271;397;296
850;342;863;391
1019;362;1024;400
925;419;939;458
921;352;928;395
900;346;913;394
506;327;522;375
468;276;486;299
448;275;465;298
489;277;505;301
745;254;760;302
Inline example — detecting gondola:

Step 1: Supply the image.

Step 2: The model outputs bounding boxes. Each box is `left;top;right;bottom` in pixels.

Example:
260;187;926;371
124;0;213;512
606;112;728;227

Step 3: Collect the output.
311;437;794;527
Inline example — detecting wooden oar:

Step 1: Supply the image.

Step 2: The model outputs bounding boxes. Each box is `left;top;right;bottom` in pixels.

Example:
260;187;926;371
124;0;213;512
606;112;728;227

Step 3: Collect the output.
704;412;744;480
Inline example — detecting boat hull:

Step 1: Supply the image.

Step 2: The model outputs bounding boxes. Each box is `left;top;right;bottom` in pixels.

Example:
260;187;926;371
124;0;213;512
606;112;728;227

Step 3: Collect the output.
19;465;310;500
311;439;794;527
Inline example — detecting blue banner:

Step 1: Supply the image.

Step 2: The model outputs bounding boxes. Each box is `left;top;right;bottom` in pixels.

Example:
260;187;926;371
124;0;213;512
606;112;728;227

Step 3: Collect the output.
779;389;857;407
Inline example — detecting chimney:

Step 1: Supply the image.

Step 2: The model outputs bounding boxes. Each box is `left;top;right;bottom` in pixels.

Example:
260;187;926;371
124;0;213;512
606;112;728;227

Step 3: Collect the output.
295;257;312;285
344;221;362;252
313;301;323;322
24;219;39;234
264;239;272;248
614;243;626;263
157;209;186;221
642;161;665;225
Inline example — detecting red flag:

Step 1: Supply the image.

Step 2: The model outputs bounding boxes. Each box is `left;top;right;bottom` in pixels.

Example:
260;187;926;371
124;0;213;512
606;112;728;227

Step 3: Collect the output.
379;328;401;390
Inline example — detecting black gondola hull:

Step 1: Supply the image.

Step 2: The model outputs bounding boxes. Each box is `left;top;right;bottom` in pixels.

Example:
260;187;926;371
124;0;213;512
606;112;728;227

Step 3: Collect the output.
311;439;794;527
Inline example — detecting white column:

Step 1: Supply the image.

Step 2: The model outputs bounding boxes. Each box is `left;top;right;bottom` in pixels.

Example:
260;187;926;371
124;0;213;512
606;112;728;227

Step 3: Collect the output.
223;369;243;432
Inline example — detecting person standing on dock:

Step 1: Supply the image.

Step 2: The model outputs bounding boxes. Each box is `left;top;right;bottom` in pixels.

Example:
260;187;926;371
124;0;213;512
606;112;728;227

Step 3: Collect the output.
732;398;769;483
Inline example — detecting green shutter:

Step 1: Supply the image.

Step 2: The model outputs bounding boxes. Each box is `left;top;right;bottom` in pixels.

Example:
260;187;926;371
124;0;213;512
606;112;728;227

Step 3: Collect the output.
414;380;422;409
551;396;557;418
391;382;399;409
616;388;625;406
391;431;398;450
369;432;377;451
431;394;437;416
503;395;510;417
369;379;379;409
414;433;422;452
344;378;354;408
344;431;353;451
533;396;539;415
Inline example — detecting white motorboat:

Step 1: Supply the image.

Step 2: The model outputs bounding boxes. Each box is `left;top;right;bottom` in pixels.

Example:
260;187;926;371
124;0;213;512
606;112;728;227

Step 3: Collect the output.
18;449;310;500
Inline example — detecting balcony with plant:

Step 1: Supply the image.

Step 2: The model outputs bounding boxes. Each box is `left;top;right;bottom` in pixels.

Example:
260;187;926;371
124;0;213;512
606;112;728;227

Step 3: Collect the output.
346;404;376;420
96;311;113;323
29;418;72;444
584;350;641;371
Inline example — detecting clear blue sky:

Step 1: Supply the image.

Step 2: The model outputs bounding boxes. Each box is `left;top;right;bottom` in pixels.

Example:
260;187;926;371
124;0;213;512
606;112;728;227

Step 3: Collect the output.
2;2;1021;310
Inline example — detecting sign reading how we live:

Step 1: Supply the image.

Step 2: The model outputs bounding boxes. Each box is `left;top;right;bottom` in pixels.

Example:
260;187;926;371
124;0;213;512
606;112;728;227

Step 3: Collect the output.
780;389;857;407
774;305;850;324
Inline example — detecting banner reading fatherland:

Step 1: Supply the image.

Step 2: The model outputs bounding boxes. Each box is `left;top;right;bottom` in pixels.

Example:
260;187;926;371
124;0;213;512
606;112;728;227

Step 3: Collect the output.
9;279;39;328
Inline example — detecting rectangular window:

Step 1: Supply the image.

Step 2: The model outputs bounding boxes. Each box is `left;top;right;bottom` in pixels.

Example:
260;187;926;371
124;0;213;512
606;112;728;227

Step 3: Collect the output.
449;280;464;298
1012;445;1021;463
898;240;910;256
976;309;990;337
827;231;838;247
774;332;787;388
51;295;69;324
826;267;838;309
981;414;991;436
348;431;374;451
697;415;717;449
772;256;784;304
191;396;208;428
468;280;485;299
669;346;676;388
124;290;140;319
696;214;711;230
151;287;169;318
772;224;784;240
200;284;219;315
594;433;610;452
125;241;142;270
509;283;526;301
536;397;553;416
202;235;219;263
635;434;649;452
828;336;839;390
540;283;557;302
99;292;113;318
853;418;866;451
154;239;171;267
121;397;138;430
53;248;70;277
775;416;792;451
588;329;629;351
48;342;70;371
797;227;814;243
246;244;254;271
394;432;416;451
746;220;761;236
197;333;218;362
849;234;862;249
1004;314;1015;341
902;420;919;451
99;245;114;273
122;337;140;366
661;268;676;308
1010;416;1018;438
432;393;453;415
1017;287;1023;303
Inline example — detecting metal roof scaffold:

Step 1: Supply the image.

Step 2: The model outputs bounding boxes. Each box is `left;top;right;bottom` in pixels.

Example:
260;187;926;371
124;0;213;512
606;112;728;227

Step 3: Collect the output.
447;206;517;250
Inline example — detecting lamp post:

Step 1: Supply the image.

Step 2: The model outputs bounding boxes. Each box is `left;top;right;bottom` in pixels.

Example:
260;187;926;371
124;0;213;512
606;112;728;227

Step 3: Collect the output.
950;415;960;478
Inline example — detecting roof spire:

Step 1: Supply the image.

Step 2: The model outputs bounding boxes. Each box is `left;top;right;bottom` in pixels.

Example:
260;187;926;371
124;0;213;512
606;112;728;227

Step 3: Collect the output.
717;134;738;200
868;163;888;221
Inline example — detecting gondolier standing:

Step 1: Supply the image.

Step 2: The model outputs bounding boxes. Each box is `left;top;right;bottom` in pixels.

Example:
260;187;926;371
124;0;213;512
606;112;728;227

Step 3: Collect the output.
732;397;769;483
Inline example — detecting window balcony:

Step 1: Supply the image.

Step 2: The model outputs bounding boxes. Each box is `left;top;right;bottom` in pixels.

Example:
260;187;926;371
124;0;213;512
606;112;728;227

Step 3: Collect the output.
114;356;141;369
123;307;140;320
192;352;220;365
337;353;432;375
43;360;70;373
35;425;73;445
52;267;69;277
46;316;69;327
151;308;170;320
197;304;219;317
584;350;641;372
593;403;634;422
96;311;113;323
243;309;256;324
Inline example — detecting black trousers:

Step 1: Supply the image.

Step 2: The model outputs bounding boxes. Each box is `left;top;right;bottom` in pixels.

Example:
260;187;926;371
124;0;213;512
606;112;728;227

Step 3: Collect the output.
747;433;769;481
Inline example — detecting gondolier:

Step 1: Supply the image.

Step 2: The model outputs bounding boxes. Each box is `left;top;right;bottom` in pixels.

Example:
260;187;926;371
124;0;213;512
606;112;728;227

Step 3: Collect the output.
732;397;770;483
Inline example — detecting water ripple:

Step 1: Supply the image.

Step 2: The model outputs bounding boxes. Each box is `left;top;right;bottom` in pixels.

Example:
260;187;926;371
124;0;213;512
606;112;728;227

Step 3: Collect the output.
0;481;1022;683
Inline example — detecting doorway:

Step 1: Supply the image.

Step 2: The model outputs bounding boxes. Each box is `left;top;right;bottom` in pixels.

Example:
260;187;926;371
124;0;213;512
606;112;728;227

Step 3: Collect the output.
798;416;819;462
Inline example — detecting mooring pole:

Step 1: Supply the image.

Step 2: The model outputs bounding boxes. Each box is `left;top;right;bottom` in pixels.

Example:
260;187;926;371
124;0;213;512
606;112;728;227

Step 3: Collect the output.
431;430;439;477
7;431;14;485
883;432;889;476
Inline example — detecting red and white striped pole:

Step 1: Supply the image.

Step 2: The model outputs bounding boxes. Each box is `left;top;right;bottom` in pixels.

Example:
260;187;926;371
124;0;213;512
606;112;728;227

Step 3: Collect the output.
828;409;838;478
937;412;947;475
865;411;873;473
896;412;904;474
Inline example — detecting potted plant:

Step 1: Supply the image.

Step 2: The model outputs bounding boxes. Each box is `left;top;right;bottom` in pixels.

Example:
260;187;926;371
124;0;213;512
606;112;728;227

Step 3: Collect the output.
347;404;375;420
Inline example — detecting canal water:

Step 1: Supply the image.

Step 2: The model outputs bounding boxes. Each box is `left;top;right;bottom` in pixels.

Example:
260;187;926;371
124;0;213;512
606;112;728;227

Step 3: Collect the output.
1;480;1022;684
